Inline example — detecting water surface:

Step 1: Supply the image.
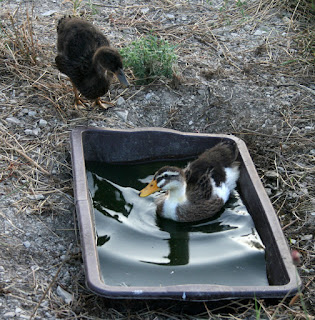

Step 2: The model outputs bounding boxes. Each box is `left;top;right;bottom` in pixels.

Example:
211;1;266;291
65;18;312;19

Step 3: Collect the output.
86;160;268;287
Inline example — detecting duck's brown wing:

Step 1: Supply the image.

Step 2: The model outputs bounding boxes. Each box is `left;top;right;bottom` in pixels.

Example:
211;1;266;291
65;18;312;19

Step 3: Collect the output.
185;140;238;187
176;196;224;222
185;167;213;202
55;53;91;81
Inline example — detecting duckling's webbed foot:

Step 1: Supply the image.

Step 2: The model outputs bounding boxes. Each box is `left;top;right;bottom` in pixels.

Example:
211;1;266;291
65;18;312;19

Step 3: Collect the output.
93;97;114;109
71;81;88;110
74;96;88;110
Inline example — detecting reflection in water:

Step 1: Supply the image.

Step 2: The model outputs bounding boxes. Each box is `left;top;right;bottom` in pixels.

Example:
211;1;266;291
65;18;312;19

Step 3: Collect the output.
149;216;190;266
86;161;268;287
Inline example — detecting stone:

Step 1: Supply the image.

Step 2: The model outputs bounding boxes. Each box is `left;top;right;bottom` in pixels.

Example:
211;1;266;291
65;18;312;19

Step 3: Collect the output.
140;7;149;14
32;127;41;136
116;97;125;107
28;110;37;117
115;110;128;122
27;194;45;200
254;29;267;36
265;171;279;179
41;10;57;16
39;119;48;127
23;241;31;248
56;285;73;304
6;117;21;125
145;92;155;100
3;312;15;318
300;235;313;241
166;14;175;19
24;129;34;135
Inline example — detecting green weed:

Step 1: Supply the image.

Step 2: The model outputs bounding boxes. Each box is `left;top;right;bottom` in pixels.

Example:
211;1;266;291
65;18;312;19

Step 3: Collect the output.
70;0;83;14
254;296;262;320
120;35;178;85
69;0;99;15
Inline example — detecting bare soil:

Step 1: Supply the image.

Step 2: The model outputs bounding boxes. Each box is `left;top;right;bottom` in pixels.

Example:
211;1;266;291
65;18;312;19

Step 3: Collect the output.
0;0;314;319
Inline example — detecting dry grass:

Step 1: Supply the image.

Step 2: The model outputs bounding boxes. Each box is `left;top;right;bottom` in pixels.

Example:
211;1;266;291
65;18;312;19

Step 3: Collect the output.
0;0;314;319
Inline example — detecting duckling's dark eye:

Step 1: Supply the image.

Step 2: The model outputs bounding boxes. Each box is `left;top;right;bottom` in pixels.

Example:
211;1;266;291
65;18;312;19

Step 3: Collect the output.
163;173;168;178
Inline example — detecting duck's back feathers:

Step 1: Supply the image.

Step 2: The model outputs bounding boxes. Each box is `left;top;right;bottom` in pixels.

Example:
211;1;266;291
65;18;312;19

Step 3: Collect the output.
57;16;110;57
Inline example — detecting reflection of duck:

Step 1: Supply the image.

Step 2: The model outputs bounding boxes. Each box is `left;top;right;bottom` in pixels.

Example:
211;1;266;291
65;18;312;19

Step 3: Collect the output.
55;16;129;109
139;140;240;222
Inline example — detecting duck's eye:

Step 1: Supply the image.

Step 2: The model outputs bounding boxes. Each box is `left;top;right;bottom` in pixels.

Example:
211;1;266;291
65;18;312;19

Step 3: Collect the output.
163;173;168;178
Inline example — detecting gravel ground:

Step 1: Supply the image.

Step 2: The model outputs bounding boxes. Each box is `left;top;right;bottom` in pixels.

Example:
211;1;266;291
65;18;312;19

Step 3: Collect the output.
0;0;314;319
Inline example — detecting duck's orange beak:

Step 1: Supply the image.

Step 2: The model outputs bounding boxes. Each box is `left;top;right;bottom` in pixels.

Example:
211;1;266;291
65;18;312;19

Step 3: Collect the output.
139;179;160;197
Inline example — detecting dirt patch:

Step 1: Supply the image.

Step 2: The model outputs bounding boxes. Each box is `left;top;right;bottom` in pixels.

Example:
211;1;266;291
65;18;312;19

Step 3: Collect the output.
0;0;314;319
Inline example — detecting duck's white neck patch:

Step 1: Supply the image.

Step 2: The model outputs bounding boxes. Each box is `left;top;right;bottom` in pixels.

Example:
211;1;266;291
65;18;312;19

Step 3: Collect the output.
161;181;187;221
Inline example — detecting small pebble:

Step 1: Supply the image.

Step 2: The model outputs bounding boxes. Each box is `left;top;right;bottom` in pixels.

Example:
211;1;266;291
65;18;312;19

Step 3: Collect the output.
15;307;22;314
265;171;279;179
116;97;125;107
39;119;48;127
145;92;154;100
27;194;45;200
265;188;272;196
291;250;301;265
166;13;175;19
6;117;21;125
32;128;41;136
41;10;57;16
24;129;34;135
56;285;73;304
115;110;128;122
23;241;31;248
253;29;267;36
300;234;313;241
28;110;37;117
140;7;149;14
3;312;15;318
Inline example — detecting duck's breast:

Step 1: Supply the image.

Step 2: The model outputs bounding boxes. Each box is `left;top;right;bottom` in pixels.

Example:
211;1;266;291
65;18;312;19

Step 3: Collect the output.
156;195;180;221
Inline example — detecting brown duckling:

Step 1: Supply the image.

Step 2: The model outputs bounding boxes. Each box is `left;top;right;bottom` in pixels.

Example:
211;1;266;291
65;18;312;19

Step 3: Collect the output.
139;140;240;222
55;16;129;109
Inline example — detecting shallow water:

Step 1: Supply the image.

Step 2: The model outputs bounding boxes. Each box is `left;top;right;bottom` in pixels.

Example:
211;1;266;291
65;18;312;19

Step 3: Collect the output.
86;160;268;287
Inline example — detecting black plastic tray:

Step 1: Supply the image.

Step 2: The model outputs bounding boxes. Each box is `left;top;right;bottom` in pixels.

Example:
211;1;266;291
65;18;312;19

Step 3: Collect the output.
70;127;301;301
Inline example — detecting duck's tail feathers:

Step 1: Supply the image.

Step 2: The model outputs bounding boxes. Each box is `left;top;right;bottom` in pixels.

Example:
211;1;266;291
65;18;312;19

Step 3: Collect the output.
220;139;239;162
224;163;240;192
57;15;72;32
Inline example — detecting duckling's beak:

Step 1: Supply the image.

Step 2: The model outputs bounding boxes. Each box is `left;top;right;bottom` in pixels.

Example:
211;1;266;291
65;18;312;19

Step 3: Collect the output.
115;68;129;88
139;179;160;197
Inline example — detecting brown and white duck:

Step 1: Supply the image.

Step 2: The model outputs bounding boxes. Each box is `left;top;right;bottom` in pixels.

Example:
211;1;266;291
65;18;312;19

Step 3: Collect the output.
139;141;240;222
55;16;129;109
